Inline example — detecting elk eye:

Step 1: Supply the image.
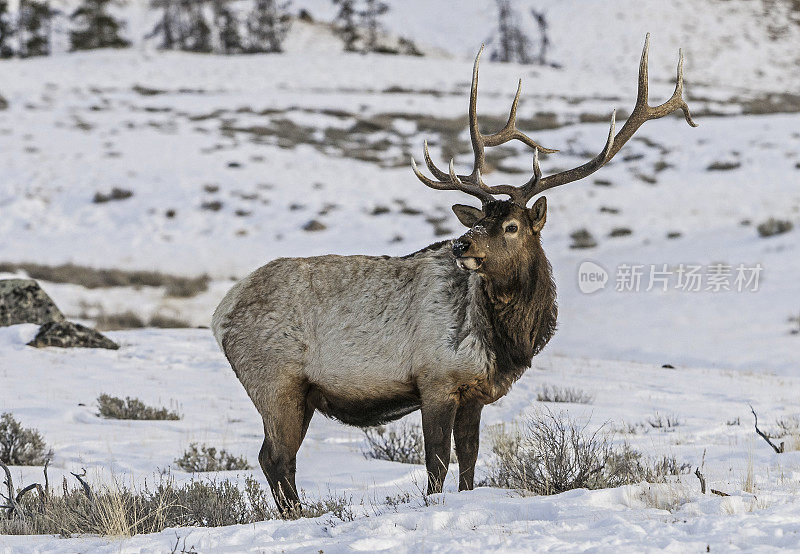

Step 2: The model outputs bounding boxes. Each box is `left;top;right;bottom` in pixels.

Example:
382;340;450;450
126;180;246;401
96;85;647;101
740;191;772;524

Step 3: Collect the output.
504;224;518;234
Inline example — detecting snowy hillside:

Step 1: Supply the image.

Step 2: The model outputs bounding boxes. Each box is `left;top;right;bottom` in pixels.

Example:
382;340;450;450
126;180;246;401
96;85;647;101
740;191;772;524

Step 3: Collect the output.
1;0;800;551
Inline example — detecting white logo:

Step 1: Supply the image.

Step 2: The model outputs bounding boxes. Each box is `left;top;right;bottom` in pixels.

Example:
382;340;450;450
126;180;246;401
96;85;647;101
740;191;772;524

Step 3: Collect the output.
578;261;608;294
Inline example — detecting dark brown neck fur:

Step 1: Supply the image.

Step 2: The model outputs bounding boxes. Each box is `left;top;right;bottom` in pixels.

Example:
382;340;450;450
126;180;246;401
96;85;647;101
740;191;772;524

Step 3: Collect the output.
480;239;557;389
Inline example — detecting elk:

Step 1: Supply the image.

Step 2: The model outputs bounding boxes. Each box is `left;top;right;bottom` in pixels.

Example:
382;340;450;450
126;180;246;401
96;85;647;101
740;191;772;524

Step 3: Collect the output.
212;34;696;515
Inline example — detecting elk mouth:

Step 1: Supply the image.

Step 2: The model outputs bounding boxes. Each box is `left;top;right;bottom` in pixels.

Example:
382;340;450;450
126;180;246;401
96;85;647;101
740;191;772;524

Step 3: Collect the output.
455;257;484;271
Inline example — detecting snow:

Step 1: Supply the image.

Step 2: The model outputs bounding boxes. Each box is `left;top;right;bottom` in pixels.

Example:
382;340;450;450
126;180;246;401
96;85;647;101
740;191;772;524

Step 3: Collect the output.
2;328;800;552
2;0;800;550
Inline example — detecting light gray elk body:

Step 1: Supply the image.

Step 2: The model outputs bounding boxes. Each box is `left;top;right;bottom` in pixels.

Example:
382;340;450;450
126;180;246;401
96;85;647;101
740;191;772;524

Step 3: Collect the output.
212;35;696;514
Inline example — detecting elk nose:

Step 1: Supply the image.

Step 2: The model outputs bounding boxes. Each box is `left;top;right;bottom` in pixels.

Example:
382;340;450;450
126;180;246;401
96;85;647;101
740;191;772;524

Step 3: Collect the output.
452;239;471;257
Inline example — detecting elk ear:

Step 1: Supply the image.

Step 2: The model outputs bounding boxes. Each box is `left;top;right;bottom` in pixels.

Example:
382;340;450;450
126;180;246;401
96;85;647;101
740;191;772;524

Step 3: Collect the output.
452;204;484;228
529;196;547;232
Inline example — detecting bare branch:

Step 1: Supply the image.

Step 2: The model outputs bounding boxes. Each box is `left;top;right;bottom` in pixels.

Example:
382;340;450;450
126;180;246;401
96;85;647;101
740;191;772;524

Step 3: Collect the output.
695;467;729;496
71;468;94;501
694;466;706;494
750;405;784;454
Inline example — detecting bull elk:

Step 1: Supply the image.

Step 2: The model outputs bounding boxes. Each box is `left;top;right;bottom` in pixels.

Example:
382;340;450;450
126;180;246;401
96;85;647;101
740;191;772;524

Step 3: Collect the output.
212;34;697;514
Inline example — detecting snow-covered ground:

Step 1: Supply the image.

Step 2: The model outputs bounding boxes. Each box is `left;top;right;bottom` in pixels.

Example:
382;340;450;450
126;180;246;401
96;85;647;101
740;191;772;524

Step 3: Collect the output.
2;0;800;550
2;325;800;552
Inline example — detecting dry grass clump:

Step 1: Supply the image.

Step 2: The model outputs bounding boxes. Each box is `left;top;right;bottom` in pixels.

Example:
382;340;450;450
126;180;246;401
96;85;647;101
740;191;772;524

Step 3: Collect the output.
537;384;594;404
175;443;250;473
93;311;192;331
756;218;793;238
96;395;181;421
363;423;424;464
0;413;52;466
482;411;689;495
0;468;356;536
0;262;209;297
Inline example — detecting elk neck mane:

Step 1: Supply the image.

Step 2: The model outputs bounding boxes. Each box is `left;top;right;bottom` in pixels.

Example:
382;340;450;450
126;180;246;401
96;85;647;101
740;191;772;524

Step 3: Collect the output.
475;239;558;390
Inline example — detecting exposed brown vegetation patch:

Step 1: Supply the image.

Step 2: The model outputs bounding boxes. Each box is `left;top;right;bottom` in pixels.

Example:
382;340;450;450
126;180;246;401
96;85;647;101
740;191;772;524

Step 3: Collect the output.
0;413;52;466
175;444;250;473
0;262;210;298
97;395;181;421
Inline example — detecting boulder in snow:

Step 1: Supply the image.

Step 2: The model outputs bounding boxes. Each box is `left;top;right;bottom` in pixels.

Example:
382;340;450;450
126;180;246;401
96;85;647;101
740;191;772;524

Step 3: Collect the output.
0;279;66;327
27;321;119;350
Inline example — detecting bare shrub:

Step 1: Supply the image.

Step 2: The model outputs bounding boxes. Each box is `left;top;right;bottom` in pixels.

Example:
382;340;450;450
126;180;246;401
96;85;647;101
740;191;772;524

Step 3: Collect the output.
147;314;192;329
775;415;800;437
537;384;594;404
0;413;52;466
0;467;356;535
94;311;146;330
92;188;133;203
757;218;793;238
638;482;694;512
647;413;682;429
97;395;180;421
363;423;424;464
789;311;800;336
175;443;250;472
569;229;597;249
482;411;688;494
0;472;358;534
706;161;741;171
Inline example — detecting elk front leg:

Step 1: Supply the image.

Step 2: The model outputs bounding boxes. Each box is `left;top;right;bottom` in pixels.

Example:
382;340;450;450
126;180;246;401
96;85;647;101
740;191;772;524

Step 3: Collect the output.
453;400;482;491
420;396;457;495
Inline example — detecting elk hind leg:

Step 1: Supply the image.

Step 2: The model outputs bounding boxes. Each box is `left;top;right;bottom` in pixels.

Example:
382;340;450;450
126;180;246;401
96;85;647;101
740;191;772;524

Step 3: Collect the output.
257;383;310;517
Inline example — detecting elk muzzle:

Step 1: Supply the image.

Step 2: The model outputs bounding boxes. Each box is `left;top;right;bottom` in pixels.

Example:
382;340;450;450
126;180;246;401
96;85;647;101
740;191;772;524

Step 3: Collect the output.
452;237;484;271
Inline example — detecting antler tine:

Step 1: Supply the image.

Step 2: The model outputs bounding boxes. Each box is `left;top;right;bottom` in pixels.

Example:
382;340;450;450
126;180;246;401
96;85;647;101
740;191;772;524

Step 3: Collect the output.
423;140;450;181
410;155;495;205
524;33;697;199
467;45;557;182
531;110;617;196
409;45;558;206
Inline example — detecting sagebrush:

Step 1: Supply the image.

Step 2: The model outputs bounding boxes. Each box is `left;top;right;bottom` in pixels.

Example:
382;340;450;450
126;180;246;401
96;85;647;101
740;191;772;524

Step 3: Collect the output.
0;468;355;536
537;384;594;404
175;443;250;472
362;423;424;464
482;411;689;495
0;413;52;466
97;395;181;421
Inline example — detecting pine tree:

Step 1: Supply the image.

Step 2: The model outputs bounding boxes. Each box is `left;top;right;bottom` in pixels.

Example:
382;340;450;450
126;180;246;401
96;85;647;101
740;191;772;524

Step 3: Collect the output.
178;0;212;53
246;0;291;54
530;8;550;66
17;0;54;58
70;0;130;51
0;1;14;58
148;0;178;50
332;0;358;52
212;0;241;54
361;0;387;53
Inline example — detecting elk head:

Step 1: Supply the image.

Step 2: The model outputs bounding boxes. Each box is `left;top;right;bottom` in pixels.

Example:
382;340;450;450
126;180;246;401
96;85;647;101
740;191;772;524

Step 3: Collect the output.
411;34;697;278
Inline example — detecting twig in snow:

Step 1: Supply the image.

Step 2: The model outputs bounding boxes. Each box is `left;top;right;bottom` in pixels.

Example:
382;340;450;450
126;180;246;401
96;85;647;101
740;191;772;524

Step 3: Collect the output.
749;405;784;454
694;467;729;497
694;467;706;494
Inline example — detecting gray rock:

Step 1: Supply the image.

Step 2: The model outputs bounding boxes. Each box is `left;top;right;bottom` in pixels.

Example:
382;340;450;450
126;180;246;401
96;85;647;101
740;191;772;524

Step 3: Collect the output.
0;279;66;327
27;321;119;350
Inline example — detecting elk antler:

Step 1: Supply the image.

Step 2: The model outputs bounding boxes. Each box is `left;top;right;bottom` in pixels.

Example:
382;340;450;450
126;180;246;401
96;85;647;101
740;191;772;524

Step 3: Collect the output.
411;34;697;207
411;44;558;206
